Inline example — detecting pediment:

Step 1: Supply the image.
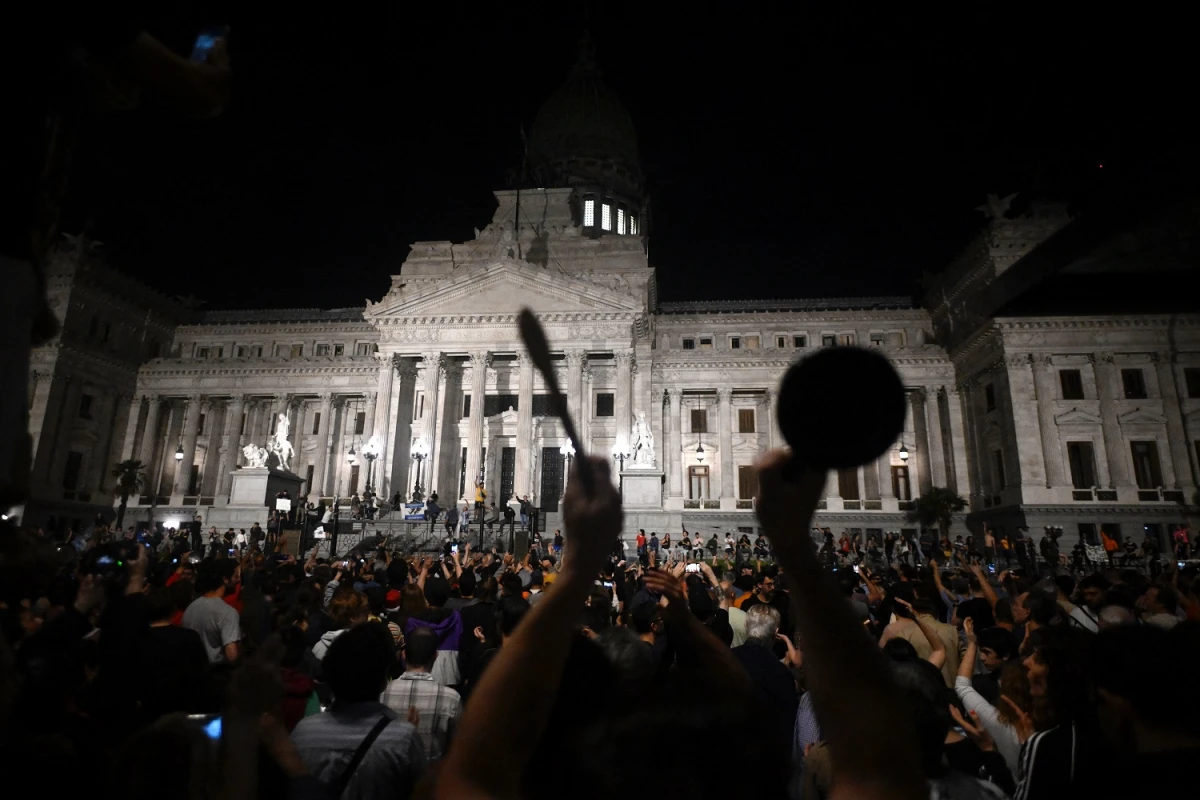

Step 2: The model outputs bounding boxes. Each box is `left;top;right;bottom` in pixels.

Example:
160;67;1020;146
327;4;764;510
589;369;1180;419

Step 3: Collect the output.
1054;408;1102;426
1118;408;1166;426
368;261;640;318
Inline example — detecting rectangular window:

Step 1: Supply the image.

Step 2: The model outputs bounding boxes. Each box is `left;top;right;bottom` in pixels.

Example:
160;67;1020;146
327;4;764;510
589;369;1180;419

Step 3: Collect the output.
500;446;516;502
63;451;83;491
738;408;755;433
531;395;557;416
235;345;247;357
78;394;93;419
414;393;425;421
187;464;200;496
311;412;321;435
315;344;330;356
483;394;519;417
583;198;595;227
822;334;836;347
992;450;1006;489
682;338;695;350
335;344;346;356
195;346;209;358
730;336;741;349
793;335;806;348
1059;369;1085;400
1066;441;1097;489
305;464;315;493
891;465;911;501
1121;368;1147;399
348;465;360;495
212;347;223;359
1101;522;1122;545
601;203;612;231
985;383;996;411
595;393;615;417
290;344;303;358
1185;367;1200;398
838;468;860;500
197;413;206;435
617;207;626;234
691;408;708;434
253;345;263;357
354;411;366;435
870;333;885;347
838;333;855;346
354;343;373;356
776;336;787;348
699;337;713;349
738;465;758;499
1130;440;1163;489
462;394;471;419
744;335;760;349
688;465;710;500
630;215;638;235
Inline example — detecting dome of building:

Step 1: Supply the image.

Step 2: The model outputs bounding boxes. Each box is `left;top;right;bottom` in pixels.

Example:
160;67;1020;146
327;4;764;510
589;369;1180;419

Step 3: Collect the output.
525;36;645;201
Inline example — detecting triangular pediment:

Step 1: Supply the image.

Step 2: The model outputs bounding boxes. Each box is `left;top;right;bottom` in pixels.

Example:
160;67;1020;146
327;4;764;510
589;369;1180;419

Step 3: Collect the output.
369;261;640;318
1055;408;1102;426
1118;408;1166;426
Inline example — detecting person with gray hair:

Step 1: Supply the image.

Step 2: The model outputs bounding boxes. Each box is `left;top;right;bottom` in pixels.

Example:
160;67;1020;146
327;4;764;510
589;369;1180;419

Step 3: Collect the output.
732;604;795;744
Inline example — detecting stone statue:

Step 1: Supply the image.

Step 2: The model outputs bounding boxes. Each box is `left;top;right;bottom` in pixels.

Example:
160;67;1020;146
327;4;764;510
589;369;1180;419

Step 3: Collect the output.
975;192;1017;220
266;412;295;472
632;411;655;467
241;443;269;469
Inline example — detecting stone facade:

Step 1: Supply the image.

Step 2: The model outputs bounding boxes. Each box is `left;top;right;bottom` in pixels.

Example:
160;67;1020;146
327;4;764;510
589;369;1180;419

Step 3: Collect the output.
22;52;1199;549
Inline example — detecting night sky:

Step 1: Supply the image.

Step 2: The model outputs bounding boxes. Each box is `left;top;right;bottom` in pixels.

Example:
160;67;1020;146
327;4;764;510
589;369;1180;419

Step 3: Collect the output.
65;5;1190;311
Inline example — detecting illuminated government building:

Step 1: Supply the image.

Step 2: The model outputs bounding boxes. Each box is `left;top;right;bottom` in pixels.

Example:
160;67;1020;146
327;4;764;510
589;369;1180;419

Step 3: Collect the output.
24;46;1200;548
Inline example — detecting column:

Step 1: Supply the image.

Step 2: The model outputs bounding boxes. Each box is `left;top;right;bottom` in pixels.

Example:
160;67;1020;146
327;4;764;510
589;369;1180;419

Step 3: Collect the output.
391;363;417;495
363;391;378;442
1003;355;1048;494
309;393;332;499
46;378;81;492
877;449;895;502
119;395;143;463
172;395;202;498
514;352;534;499
464;352;491;502
667;388;683;500
139;395;162;475
374;360;395;494
581;361;593;452
614;349;634;450
910;390;933;495
420;353;442;454
1094;353;1131;489
946;387;973;497
564;351;585;440
327;398;346;497
220;395;246;501
1152;355;1194;489
766;388;780;450
1031;356;1066;488
92;393;121;492
923;387;947;487
718;387;735;506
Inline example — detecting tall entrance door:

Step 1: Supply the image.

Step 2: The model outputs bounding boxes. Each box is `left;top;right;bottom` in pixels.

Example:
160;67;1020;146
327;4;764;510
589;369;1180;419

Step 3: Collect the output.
500;447;516;502
540;446;563;512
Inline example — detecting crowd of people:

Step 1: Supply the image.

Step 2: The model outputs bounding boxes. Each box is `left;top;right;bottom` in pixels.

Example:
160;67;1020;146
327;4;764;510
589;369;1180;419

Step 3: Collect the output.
2;451;1197;799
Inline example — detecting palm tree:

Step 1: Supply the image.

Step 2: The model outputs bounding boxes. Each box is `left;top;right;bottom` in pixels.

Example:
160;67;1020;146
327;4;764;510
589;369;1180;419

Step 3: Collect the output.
111;459;146;531
908;486;968;542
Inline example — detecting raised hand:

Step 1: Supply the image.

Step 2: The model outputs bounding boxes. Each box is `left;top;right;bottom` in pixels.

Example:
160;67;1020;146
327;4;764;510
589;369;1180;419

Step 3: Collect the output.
560;456;622;582
950;705;994;751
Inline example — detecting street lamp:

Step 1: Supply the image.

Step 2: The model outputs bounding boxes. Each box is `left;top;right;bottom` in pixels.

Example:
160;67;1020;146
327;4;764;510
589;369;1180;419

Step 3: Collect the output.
898;442;909;462
411;438;430;501
559;441;575;491
695;442;705;463
347;446;356;466
175;443;184;462
611;442;632;497
361;435;382;494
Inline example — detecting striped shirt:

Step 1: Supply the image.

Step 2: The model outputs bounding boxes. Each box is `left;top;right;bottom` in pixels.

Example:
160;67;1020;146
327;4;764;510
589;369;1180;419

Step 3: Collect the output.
381;672;462;761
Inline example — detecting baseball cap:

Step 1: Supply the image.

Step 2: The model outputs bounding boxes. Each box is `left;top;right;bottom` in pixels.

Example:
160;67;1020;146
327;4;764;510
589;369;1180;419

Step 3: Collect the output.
385;589;402;612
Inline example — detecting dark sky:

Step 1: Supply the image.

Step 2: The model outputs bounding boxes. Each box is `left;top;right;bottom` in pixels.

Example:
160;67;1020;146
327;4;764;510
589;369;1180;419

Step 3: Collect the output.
66;4;1190;310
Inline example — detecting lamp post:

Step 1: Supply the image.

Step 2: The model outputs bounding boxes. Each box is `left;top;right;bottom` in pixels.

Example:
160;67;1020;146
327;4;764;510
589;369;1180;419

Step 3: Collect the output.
898;442;910;463
611;442;632;496
411;438;430;502
175;443;184;462
361;435;382;495
559;441;575;494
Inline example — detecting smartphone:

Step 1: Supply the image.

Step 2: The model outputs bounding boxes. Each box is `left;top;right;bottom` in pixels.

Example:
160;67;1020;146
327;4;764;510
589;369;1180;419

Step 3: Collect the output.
685;563;701;573
988;564;996;573
602;581;614;588
1178;561;1185;569
187;714;222;740
190;25;228;62
853;565;860;574
451;544;459;554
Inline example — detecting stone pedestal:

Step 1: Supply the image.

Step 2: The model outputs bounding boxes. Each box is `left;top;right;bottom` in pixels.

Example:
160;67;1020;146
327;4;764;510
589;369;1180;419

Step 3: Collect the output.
621;469;664;510
207;467;304;530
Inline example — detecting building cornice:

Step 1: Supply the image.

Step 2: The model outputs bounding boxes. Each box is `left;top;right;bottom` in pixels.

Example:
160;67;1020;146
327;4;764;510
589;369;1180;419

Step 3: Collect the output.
657;296;916;315
652;352;953;371
992;314;1200;331
373;310;638;327
138;356;382;378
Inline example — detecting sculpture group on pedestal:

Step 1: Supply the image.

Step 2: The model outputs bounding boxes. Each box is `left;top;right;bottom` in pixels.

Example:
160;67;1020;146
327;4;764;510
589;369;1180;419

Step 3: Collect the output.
240;412;295;472
632;411;655;468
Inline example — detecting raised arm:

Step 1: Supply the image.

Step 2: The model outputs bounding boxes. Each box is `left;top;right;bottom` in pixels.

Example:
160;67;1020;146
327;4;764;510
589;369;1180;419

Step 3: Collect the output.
756;451;924;800
434;457;621;799
896;597;945;669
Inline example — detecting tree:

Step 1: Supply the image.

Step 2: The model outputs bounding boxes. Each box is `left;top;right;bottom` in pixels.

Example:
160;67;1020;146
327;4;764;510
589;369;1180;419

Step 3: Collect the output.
908;486;968;542
111;459;146;531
